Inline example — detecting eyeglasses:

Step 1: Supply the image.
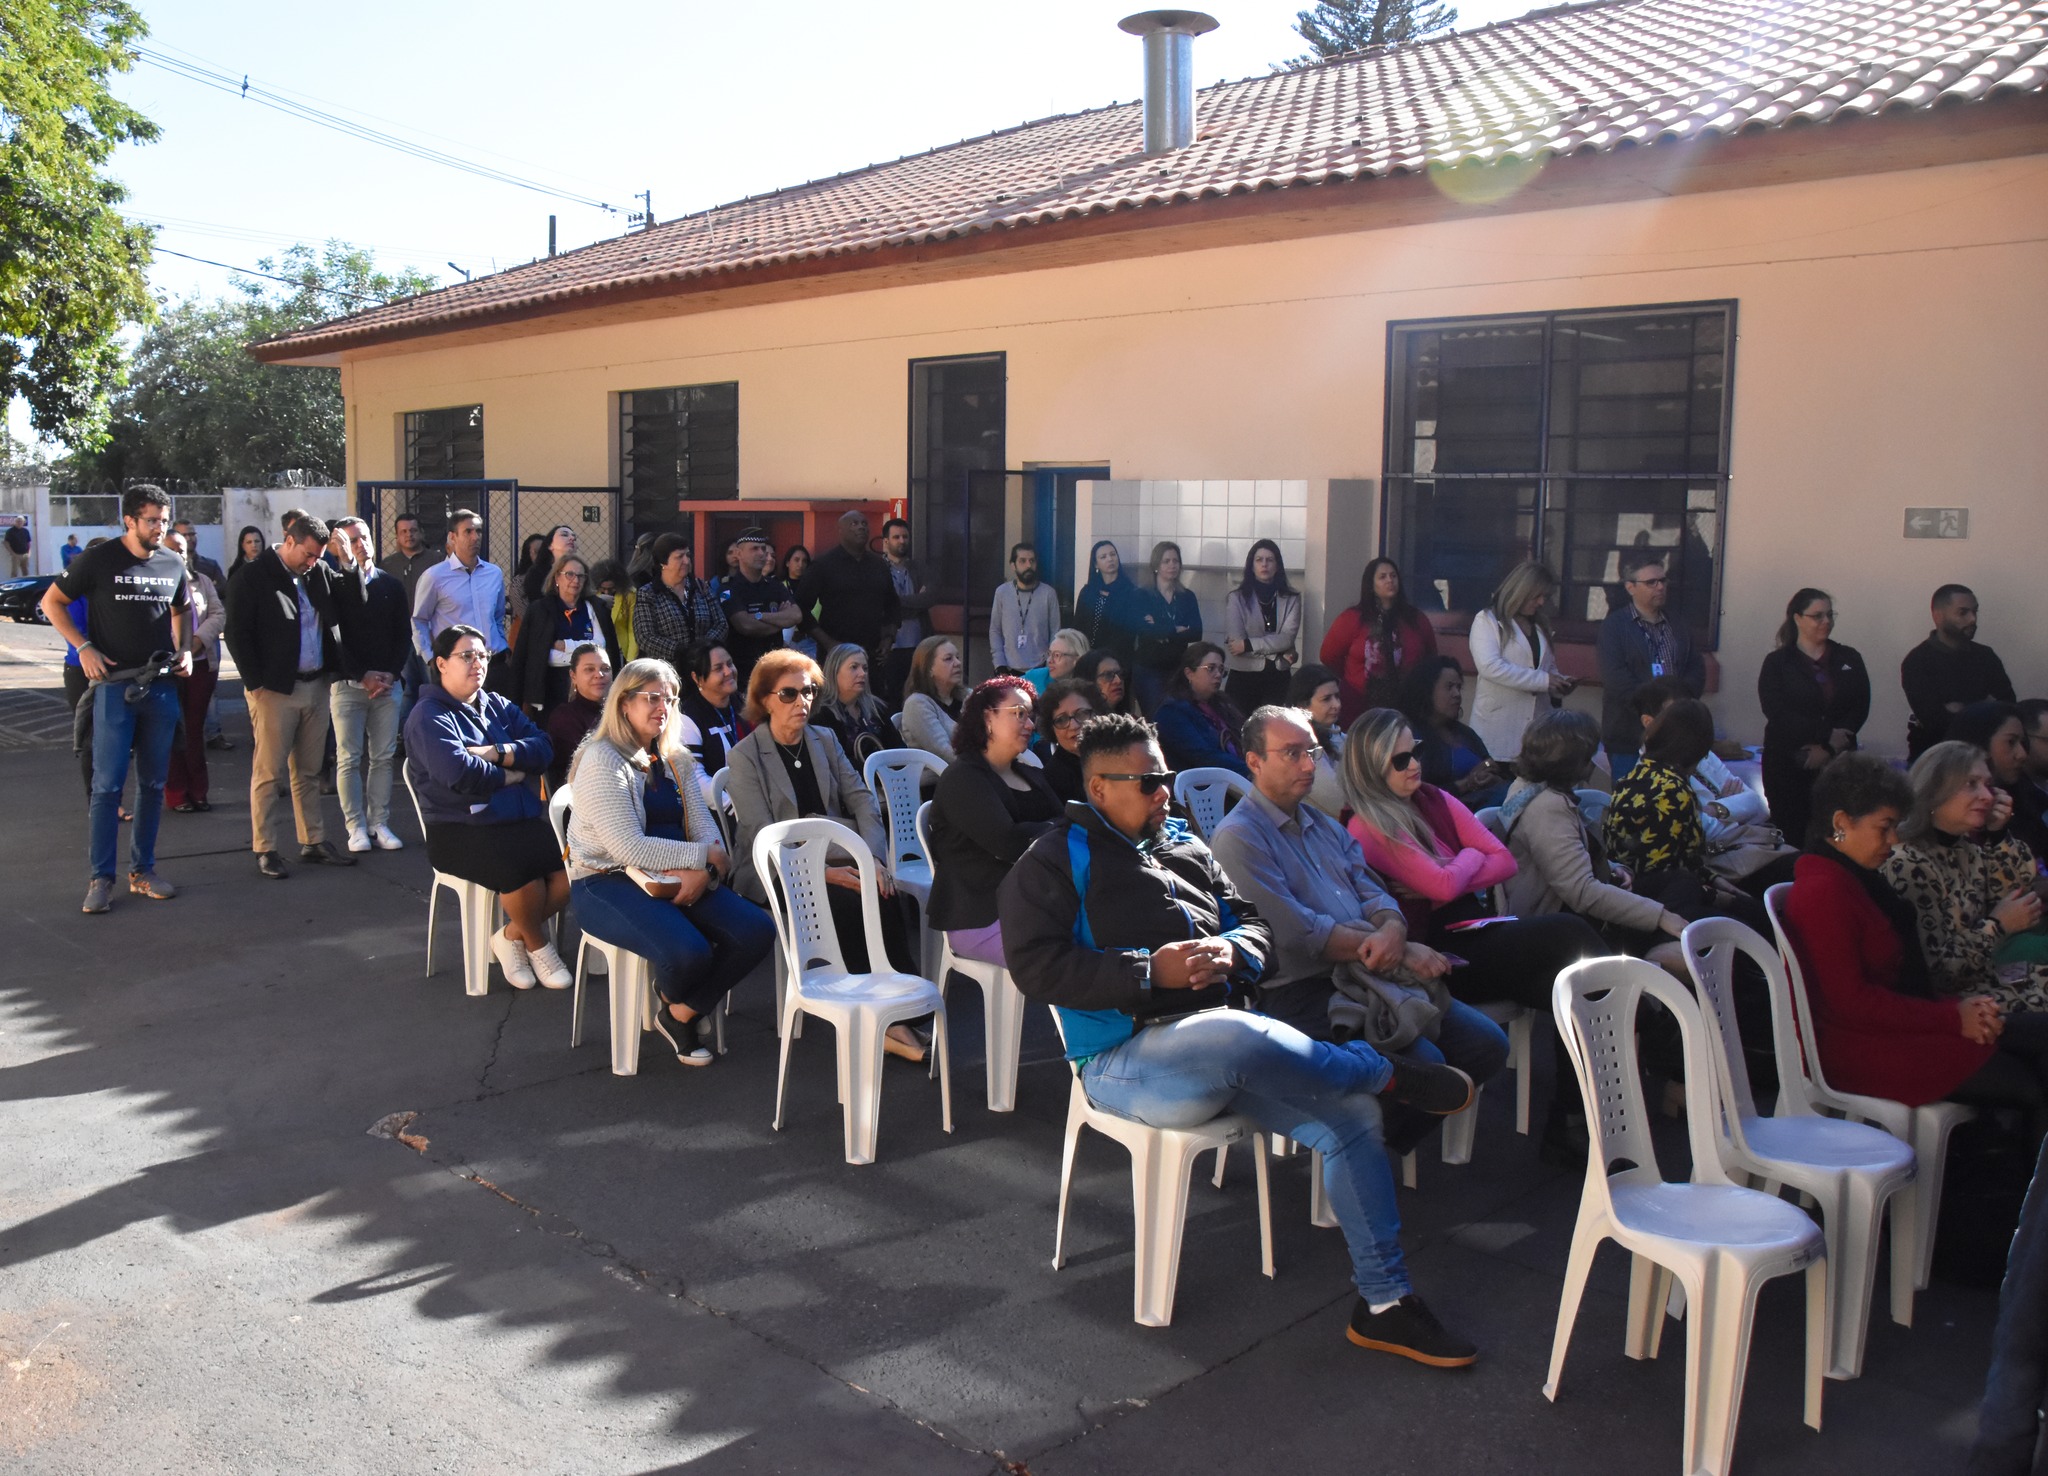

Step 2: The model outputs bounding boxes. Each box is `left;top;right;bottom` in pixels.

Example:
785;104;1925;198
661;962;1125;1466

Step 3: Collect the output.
1096;668;1123;683
1388;750;1420;771
772;684;820;704
1193;663;1225;677
1099;771;1176;795
1260;744;1315;764
998;703;1037;721
1628;575;1668;588
1050;710;1094;730
631;691;676;708
558;571;586;583
1797;608;1834;622
448;650;490;665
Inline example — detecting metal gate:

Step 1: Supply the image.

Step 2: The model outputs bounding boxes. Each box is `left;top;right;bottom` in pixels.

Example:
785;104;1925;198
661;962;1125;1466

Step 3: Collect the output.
355;481;620;574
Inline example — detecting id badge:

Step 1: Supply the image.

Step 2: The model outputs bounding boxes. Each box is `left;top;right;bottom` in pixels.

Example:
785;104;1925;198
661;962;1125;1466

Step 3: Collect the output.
1650;662;1666;677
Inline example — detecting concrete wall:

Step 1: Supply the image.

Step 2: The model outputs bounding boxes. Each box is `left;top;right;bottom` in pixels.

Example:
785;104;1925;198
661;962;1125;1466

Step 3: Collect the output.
337;153;2048;752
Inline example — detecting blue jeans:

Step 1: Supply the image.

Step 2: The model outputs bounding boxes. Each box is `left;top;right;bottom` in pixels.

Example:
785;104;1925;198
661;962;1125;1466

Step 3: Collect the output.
88;679;181;881
571;873;776;1015
1969;1130;2048;1475
1080;1010;1412;1304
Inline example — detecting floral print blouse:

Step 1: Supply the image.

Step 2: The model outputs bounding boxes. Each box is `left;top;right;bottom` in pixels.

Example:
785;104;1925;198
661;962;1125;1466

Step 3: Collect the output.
1602;759;1704;877
1882;830;2048;1013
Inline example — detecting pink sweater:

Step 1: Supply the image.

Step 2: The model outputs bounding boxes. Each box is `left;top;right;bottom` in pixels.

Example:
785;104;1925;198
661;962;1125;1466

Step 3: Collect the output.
1349;786;1518;933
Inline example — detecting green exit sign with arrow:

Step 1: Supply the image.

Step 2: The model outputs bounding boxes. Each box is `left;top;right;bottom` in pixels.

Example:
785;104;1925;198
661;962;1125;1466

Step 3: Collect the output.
1903;508;1968;539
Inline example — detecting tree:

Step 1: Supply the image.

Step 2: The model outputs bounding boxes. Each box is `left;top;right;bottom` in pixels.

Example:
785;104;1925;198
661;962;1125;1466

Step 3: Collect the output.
0;1;158;448
62;242;436;489
1290;0;1458;61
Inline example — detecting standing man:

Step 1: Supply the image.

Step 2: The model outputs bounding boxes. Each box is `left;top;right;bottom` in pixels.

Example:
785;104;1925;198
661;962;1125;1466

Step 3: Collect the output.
41;485;191;913
410;509;510;693
718;528;801;685
330;517;410;853
226;514;355;879
5;516;31;576
160;528;224;815
169;517;232;751
990;542;1058;676
1901;584;2015;760
60;534;81;569
794;509;899;680
631;531;726;666
171;518;226;588
378;511;439;728
1596;552;1704;781
879;517;933;705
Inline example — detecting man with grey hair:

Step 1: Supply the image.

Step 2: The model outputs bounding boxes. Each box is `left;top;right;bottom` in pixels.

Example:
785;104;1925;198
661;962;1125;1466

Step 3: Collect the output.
330;517;410;851
1597;551;1704;780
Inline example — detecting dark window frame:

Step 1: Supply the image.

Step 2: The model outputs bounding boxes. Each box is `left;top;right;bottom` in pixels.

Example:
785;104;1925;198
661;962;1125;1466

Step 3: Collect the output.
906;352;1007;601
618;382;740;532
403;404;484;482
1379;300;1736;649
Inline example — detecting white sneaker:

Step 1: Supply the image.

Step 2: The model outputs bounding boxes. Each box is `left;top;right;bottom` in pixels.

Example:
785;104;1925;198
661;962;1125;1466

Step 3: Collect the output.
527;939;574;990
346;827;372;853
490;928;538;989
370;825;404;851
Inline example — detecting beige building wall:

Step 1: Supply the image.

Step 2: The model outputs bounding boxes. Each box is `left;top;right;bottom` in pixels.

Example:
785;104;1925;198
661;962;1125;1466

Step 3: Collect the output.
342;152;2048;751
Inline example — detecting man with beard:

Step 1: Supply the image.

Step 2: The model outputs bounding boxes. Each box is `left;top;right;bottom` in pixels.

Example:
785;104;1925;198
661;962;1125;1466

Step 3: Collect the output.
1902;584;2015;760
990;542;1058;676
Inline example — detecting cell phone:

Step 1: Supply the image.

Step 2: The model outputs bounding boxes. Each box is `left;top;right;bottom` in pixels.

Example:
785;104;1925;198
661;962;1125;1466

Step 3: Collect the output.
1443;916;1515;932
1440;953;1470;969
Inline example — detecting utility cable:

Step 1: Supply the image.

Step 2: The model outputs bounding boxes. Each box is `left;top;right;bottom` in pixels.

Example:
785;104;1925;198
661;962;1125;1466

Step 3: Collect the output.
148;246;403;307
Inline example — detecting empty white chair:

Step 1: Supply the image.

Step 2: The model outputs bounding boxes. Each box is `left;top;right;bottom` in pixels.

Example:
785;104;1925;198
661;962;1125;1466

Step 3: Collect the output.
864;748;946;976
1763;883;1973;1310
915;801;1028;1112
754;817;952;1165
1681;918;1916;1380
1048;1010;1275;1326
404;764;500;997
1546;955;1827;1476
1172;767;1252;841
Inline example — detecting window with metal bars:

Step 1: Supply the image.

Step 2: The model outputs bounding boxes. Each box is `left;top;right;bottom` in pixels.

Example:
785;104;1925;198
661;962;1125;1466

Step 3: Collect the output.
618;383;739;531
1382;303;1733;646
403;405;484;481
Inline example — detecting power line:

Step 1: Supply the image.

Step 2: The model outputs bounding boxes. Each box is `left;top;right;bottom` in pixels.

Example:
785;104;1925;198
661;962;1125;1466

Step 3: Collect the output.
134;47;626;215
148;246;398;306
131;209;496;269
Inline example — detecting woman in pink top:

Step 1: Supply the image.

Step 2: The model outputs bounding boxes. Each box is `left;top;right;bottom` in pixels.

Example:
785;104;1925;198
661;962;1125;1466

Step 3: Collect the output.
1342;708;1609;1161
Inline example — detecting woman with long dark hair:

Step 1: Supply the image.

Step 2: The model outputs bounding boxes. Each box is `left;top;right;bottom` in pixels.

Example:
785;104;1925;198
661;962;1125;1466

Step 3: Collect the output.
1222;538;1301;715
1153;641;1247;778
674;642;750;782
1074;539;1142;665
227;524;267;581
1757;587;1870;848
1319;556;1437;726
1074;647;1140;718
1287;662;1348;819
1133;540;1201;711
1401;655;1508;810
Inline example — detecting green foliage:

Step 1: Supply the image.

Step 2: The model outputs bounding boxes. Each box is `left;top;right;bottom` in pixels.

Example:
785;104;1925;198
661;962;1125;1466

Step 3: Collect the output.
64;242;436;489
1290;0;1459;62
0;0;159;448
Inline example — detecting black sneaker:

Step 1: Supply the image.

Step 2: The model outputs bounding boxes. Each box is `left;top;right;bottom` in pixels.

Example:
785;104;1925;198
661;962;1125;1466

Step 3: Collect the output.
651;1009;713;1067
1347;1295;1478;1368
1381;1058;1475;1116
300;840;356;867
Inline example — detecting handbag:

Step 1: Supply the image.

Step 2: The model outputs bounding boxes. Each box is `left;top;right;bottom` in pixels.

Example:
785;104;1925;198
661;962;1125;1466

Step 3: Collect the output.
1326;959;1450;1053
1704;822;1798;881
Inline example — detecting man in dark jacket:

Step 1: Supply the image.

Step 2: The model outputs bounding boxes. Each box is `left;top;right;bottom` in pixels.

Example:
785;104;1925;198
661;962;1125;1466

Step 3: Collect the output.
1596;552;1705;780
225;514;355;878
1901;584;2014;760
998;712;1482;1365
331;517;412;853
795;510;900;672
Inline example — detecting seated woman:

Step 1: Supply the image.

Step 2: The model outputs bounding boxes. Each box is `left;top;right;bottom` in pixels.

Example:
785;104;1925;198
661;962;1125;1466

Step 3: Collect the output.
404;624;572;990
726;649;927;1060
1884;740;2048;1017
927;678;1064;965
1074;647;1141;718
1401;655;1509;812
1023;627;1088;694
812;643;903;769
675;642;749;785
1034;678;1095;804
544;643;611;791
1287;662;1348;820
1633;678;1795;897
1153;642;1248;778
1342;707;1606;1157
898;634;966;762
564;658;776;1068
1785;752;2048;1137
1500;709;1687;976
508;553;619;717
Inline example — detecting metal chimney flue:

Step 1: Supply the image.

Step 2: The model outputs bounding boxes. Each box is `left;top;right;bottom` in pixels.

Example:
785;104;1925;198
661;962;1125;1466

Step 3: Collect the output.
1119;10;1219;156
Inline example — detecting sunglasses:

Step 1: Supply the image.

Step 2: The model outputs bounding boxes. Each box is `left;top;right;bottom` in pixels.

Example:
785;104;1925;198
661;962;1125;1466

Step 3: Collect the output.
1388;750;1420;771
1099;771;1176;795
772;684;820;704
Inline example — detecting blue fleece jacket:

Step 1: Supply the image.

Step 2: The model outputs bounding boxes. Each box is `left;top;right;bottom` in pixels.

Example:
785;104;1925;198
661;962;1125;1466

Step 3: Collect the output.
402;680;551;826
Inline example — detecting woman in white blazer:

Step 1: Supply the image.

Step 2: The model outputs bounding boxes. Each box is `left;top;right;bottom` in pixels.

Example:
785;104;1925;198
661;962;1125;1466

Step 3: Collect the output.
1468;560;1574;760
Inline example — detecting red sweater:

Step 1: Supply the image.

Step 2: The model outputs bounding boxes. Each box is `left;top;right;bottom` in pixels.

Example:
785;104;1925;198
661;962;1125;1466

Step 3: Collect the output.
1320;605;1438;726
1779;852;1991;1107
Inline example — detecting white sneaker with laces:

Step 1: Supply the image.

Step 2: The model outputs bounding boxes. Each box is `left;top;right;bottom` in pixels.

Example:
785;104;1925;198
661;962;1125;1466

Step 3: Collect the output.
346;826;372;853
490;928;538;989
370;825;404;851
527;939;574;990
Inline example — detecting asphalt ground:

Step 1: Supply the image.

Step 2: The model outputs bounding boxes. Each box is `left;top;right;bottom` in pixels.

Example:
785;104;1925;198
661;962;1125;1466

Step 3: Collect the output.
0;620;2003;1473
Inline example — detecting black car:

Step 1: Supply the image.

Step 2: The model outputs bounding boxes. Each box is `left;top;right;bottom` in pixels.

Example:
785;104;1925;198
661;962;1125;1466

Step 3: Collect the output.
0;574;55;623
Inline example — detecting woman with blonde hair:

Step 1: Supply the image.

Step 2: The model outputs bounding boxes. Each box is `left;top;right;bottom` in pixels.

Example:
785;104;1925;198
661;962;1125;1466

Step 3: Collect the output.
1468;560;1571;761
564;658;774;1068
899;633;966;762
811;642;902;767
1134;539;1201;711
1025;627;1088;693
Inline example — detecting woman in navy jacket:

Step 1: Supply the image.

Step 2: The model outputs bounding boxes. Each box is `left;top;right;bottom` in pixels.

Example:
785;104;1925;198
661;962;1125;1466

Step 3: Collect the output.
1152;642;1249;778
1756;587;1871;847
404;623;572;991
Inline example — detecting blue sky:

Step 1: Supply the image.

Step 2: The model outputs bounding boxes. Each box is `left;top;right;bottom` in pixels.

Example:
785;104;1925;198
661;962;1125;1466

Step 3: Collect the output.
15;0;1542;448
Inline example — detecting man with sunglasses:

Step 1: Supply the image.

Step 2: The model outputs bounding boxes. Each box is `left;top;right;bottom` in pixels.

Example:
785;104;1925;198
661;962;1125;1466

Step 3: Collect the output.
1597;553;1704;781
999;712;1483;1367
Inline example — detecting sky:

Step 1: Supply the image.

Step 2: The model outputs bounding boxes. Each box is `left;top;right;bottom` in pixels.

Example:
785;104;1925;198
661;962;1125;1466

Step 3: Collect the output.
13;0;1543;449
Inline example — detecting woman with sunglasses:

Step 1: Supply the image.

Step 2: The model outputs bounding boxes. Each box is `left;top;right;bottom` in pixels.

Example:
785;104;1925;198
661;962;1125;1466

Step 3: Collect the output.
813;643;904;767
1073;647;1140;718
404;624;573;991
1153;642;1249;778
928;678;1064;967
507;553;621;718
1034;678;1096;803
1342;707;1607;1160
565;658;775;1068
726;649;928;1060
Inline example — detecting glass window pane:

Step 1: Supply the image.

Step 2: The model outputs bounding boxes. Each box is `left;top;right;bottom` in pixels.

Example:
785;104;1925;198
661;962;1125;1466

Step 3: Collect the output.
404;406;484;481
619;382;739;536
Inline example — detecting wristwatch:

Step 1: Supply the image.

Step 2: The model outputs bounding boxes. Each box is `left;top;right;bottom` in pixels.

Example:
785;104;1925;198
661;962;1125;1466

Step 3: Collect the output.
498;743;511;766
1132;948;1152;1000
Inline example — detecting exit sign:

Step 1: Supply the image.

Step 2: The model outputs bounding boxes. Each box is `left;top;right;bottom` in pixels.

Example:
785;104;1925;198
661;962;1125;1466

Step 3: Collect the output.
1904;508;1968;539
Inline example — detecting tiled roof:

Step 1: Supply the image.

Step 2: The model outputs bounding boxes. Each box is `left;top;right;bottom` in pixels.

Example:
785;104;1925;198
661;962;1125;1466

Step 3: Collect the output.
254;0;2048;358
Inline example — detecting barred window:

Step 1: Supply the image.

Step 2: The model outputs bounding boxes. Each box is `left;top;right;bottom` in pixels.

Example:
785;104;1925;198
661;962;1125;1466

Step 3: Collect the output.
619;383;739;530
404;405;484;481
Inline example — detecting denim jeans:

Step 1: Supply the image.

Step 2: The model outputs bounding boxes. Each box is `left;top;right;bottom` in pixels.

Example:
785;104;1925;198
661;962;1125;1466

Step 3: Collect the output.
1080;1010;1411;1304
88;679;181;881
330;680;400;833
571;873;776;1016
1968;1130;2048;1475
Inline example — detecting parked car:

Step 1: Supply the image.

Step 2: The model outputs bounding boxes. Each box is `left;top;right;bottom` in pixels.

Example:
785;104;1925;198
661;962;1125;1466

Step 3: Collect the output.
0;574;55;623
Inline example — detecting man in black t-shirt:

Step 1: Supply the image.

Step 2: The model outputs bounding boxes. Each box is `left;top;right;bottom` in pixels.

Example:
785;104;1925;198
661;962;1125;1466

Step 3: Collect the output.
718;528;802;683
4;517;30;577
43;485;192;914
1901;583;2016;760
793;510;899;671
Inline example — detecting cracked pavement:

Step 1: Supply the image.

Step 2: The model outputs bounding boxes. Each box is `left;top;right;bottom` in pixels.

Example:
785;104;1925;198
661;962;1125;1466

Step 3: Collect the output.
0;635;2000;1472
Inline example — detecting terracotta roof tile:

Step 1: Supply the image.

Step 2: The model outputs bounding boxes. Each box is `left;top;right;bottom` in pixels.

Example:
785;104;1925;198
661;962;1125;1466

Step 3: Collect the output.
256;0;2048;357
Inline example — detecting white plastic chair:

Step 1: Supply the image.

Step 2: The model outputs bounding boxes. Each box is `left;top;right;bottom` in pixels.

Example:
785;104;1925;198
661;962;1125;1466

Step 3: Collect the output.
1763;883;1973;1308
1172;767;1251;841
864;748;946;977
1546;955;1827;1476
1681;918;1916;1380
915;801;1027;1112
703;764;735;851
753;817;952;1165
1049;1010;1275;1326
404;763;501;997
1439;1001;1535;1166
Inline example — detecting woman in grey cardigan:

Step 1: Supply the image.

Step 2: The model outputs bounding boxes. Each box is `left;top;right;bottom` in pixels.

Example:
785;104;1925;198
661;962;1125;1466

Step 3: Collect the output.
1499;708;1687;977
1222;539;1302;715
565;658;776;1067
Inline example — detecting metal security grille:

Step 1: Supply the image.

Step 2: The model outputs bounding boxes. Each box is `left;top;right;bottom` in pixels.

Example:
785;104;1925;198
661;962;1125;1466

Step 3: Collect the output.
513;488;623;573
403;406;485;481
619;384;739;537
356;480;516;571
